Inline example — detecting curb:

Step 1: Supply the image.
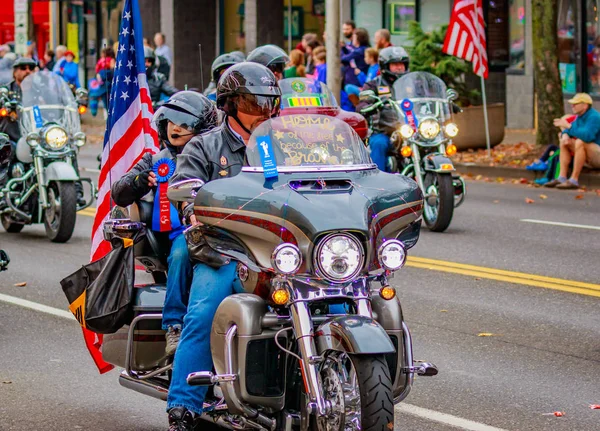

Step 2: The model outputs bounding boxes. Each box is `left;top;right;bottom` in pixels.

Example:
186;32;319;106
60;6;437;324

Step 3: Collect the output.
455;162;600;189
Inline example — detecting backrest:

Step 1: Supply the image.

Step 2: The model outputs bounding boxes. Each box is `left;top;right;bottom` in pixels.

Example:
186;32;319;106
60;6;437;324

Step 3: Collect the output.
129;201;170;272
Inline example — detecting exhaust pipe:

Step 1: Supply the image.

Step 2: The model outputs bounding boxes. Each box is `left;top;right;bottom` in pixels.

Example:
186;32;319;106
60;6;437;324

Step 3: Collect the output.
119;371;169;401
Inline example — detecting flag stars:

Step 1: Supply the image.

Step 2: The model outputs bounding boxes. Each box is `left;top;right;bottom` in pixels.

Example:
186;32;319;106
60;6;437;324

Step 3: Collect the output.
124;11;131;20
133;77;138;85
123;75;131;85
119;45;125;54
126;60;133;70
121;26;129;37
120;91;130;101
118;60;122;69
129;45;135;53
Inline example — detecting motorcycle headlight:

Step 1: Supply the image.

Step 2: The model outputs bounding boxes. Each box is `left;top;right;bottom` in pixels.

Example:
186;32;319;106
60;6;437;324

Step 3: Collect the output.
271;243;302;275
377;239;407;271
26;132;40;148
73;132;87;147
44;126;68;149
418;119;440;140
399;124;414;139
314;233;364;283
445;123;459;138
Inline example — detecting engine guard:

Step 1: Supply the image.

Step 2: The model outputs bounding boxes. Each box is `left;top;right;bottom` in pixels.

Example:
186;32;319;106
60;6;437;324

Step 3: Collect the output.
314;315;396;355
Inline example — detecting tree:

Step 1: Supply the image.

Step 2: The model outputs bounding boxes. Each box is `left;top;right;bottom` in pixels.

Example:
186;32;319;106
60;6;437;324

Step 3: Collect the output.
532;0;564;146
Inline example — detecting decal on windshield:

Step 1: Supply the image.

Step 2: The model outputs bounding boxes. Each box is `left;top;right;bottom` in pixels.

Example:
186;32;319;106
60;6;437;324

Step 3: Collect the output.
286;96;323;107
291;80;306;93
32;105;43;129
257;135;278;179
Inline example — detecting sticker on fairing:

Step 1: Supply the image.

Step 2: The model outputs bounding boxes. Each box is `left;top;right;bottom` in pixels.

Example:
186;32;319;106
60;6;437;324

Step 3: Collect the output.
32;105;43;129
256;135;278;179
286;96;323;107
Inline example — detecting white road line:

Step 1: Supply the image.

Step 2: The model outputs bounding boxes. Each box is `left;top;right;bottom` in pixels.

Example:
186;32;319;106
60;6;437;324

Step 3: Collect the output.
82;167;101;173
0;293;74;321
520;219;600;231
396;404;510;431
0;293;510;431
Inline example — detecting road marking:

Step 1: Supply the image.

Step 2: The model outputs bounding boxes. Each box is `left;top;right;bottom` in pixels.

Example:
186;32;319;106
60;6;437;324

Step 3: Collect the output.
520;218;600;231
82;167;101;174
396;404;509;431
407;256;600;298
0;293;74;321
78;207;97;217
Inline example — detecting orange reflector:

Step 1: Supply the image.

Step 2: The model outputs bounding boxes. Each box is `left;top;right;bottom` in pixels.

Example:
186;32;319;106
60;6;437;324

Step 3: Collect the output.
272;289;290;305
0;108;7;117
440;163;454;171
78;105;87;114
400;146;412;158
380;286;396;300
446;144;457;156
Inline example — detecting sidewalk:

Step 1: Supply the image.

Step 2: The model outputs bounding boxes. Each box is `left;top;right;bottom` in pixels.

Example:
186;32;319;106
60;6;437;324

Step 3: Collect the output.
455;129;600;189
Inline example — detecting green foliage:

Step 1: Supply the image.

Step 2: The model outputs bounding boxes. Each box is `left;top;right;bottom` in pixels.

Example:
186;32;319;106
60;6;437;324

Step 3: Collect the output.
406;21;480;106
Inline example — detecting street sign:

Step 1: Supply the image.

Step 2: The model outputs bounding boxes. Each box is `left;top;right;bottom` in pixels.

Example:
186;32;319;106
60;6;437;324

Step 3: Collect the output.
14;0;28;55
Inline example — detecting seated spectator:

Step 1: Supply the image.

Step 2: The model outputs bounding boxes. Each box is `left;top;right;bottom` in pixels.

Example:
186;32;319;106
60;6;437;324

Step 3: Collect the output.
284;49;306;78
344;47;380;104
312;46;327;84
545;93;600;189
375;29;393;50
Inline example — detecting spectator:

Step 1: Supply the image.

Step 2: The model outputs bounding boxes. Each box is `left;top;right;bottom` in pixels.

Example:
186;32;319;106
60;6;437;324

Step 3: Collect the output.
296;32;316;53
342;20;356;45
344;47;380;104
545;93;600;189
55;50;80;88
284;49;306;78
341;28;370;87
43;50;56;71
52;45;67;73
374;29;393;50
95;47;116;73
312;46;327;84
25;40;38;63
0;45;8;59
154;32;173;66
305;39;322;75
143;38;151;48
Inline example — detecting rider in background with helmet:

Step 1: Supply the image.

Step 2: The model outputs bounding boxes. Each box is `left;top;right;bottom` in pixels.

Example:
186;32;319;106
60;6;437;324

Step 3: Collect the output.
0;57;37;145
144;46;178;106
357;46;410;172
166;63;282;431
111;91;218;357
247;44;290;81
203;51;245;102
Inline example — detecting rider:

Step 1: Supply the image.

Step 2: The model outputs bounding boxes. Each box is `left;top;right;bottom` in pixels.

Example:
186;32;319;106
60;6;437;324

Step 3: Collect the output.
357;46;409;172
144;47;178;106
111;91;218;356
203;51;245;102
166;63;281;431
246;44;290;81
0;57;37;144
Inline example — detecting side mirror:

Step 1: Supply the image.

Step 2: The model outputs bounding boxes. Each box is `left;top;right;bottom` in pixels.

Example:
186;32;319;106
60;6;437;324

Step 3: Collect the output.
76;88;88;98
167;179;205;203
446;88;459;102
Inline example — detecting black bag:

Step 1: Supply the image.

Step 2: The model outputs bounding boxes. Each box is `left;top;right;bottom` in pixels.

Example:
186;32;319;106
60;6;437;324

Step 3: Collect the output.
60;233;143;334
184;224;231;269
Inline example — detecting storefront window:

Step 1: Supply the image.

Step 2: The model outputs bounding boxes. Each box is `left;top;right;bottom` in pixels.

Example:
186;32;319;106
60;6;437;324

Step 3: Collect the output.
509;0;526;69
387;1;417;35
586;0;600;94
558;0;580;93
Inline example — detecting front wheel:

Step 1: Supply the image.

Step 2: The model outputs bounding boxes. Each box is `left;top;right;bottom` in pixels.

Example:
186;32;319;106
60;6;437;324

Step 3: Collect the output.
311;352;394;431
422;172;454;232
44;181;77;243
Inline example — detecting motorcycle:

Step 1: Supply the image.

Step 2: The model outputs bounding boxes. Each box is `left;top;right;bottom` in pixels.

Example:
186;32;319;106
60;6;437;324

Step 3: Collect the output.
0;71;95;242
361;71;466;232
101;114;437;430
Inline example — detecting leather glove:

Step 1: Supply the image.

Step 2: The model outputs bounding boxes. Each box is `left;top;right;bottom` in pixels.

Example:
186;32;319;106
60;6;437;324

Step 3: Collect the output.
133;169;153;193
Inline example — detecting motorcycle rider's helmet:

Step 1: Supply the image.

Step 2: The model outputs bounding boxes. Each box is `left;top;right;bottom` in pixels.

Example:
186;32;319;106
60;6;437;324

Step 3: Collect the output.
379;46;410;84
246;44;290;78
153;91;218;144
12;57;37;70
143;46;156;65
211;53;243;84
217;62;282;132
229;51;246;61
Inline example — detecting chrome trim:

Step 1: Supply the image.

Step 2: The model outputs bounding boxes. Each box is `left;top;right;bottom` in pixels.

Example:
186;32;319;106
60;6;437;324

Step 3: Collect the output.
313;233;365;284
271;242;302;275
241;163;377;174
377;239;407;271
33;156;48;208
167;178;205;202
125;314;172;380
395;321;414;403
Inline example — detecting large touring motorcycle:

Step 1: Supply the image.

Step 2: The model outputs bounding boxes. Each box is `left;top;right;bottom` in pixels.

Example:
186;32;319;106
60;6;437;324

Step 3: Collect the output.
102;114;437;430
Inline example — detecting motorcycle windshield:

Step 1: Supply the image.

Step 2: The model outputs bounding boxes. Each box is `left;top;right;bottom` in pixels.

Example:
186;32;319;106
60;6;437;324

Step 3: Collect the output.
19;71;81;135
245;114;372;170
279;78;339;109
393;72;451;122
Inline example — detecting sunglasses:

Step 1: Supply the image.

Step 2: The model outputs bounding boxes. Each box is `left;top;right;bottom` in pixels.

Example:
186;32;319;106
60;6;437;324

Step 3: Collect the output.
18;65;34;71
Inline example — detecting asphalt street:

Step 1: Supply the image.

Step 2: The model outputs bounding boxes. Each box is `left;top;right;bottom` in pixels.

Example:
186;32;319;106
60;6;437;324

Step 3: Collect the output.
1;139;599;431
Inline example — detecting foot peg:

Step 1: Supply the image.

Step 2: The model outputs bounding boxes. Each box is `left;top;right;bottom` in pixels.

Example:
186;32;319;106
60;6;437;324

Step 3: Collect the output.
186;371;236;386
403;362;438;377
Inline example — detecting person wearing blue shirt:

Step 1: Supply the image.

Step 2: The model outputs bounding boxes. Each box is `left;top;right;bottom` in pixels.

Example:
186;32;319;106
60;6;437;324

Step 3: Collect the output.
345;47;380;104
546;93;600;189
55;51;80;88
341;28;371;88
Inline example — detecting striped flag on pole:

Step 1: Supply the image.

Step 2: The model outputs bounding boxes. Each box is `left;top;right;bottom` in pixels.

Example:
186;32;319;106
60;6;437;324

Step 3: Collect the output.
86;0;159;373
442;0;488;79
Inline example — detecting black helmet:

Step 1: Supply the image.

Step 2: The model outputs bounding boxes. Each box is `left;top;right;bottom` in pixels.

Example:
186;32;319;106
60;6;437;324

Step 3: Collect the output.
247;45;290;77
211;53;242;83
12;57;37;69
152;91;218;143
217;62;281;127
379;46;409;83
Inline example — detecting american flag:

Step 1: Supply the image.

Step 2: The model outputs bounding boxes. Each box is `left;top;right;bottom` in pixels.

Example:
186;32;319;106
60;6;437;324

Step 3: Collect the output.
442;0;488;79
87;0;159;373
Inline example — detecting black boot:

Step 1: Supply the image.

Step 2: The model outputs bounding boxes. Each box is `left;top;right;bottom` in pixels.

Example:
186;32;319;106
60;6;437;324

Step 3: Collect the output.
167;407;200;431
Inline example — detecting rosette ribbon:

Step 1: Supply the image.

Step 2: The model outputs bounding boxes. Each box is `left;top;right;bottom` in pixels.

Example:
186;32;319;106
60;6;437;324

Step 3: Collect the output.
152;158;182;232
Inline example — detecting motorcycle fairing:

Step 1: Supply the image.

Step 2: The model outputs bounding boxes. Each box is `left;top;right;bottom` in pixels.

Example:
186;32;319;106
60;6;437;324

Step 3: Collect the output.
44;161;80;184
422;154;455;172
314;315;396;355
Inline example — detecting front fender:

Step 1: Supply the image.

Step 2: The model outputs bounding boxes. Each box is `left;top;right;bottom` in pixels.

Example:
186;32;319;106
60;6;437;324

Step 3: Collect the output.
422;154;455;173
315;315;395;355
44;161;79;185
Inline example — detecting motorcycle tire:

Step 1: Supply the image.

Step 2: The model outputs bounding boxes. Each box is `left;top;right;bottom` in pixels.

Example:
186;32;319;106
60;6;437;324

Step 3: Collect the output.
310;354;394;431
1;214;24;233
44;181;77;243
423;172;454;232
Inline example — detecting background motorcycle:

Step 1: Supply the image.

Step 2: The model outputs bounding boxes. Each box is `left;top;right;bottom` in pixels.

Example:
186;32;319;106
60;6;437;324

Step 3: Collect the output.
0;71;95;242
101;114;437;430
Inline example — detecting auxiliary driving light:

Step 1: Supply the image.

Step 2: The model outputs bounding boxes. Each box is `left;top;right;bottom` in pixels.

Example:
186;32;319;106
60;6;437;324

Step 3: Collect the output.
445;144;457;156
73;132;87;148
0;108;7;117
272;288;290;305
271;243;302;275
78;105;87;115
379;286;397;300
26;132;40;148
377;239;407;271
444;123;459;138
399;124;414;139
440;163;455;171
400;145;413;158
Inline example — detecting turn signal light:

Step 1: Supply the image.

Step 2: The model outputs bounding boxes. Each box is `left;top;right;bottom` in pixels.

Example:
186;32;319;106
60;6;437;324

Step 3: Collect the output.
440;163;454;171
380;286;396;300
0;108;7;117
78;105;87;114
446;144;457;156
400;145;412;158
272;288;290;305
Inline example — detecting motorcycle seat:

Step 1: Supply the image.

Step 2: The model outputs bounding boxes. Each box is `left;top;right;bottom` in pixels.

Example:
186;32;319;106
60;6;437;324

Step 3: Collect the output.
129;201;170;273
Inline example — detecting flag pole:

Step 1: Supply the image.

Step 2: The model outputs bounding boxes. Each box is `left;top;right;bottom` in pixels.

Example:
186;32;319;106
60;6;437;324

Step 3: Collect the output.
480;69;491;159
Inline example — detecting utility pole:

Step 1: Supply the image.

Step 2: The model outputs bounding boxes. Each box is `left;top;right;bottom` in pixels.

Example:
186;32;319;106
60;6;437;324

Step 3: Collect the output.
325;0;341;102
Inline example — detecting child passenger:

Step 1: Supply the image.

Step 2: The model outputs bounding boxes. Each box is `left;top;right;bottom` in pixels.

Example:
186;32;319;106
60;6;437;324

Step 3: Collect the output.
111;91;218;355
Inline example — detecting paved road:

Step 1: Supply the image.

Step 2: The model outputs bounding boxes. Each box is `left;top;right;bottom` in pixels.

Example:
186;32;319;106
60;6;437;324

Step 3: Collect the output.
1;140;599;430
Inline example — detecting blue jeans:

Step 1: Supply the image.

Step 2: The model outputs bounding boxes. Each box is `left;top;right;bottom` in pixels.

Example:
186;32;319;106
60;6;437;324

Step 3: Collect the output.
162;233;193;330
167;261;243;414
369;133;391;172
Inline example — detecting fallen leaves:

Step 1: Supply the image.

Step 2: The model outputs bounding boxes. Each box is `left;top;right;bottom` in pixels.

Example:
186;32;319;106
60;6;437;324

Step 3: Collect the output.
539;194;548;200
493;200;500;204
575;194;584;200
590;404;600;410
525;198;535;204
440;310;448;313
2;381;12;384
542;411;565;417
454;141;540;167
477;332;499;337
13;282;26;287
